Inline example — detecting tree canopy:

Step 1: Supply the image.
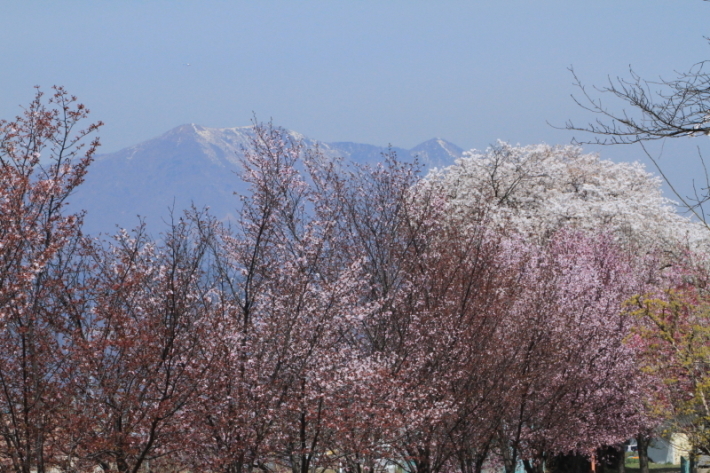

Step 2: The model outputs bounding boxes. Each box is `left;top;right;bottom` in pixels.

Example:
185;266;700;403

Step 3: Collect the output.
0;89;702;473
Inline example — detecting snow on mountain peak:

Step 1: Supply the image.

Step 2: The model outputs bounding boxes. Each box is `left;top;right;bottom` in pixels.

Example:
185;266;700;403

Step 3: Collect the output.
73;125;463;235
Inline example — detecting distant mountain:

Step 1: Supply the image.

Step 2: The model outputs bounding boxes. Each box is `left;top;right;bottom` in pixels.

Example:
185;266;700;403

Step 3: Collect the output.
70;124;463;235
409;138;465;169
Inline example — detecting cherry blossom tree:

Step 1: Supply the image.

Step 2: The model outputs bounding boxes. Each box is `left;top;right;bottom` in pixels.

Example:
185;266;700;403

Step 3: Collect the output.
0;87;101;473
492;231;647;473
187;123;373;473
425;141;706;252
322;151;642;473
61;216;216;473
422;142;676;472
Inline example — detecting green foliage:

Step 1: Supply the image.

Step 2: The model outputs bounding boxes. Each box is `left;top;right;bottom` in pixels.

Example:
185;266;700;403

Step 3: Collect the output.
629;287;710;455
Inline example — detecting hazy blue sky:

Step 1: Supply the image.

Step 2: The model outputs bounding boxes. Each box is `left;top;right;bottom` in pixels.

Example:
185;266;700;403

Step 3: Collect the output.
2;1;710;198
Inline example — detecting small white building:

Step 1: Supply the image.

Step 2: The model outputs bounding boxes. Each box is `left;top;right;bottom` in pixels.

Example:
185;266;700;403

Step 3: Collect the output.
647;434;691;465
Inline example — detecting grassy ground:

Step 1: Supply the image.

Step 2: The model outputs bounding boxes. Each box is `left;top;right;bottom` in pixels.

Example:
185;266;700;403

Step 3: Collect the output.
624;468;680;473
625;452;680;472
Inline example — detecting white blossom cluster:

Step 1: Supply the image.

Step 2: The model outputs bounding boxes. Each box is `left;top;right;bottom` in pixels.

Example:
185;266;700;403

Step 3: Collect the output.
425;141;709;252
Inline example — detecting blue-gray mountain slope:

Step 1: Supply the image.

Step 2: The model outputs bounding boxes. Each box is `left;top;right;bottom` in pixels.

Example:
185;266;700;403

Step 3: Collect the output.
71;124;463;235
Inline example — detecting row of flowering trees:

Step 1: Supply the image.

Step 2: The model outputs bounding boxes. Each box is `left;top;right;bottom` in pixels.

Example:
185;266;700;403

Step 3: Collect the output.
0;89;703;473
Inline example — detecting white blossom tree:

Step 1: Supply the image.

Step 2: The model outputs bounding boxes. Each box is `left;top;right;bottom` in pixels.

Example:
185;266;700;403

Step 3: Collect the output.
425;141;706;253
422;141;697;473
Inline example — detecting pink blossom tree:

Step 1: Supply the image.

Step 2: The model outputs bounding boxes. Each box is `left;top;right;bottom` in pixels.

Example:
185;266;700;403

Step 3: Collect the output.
0;87;101;473
492;232;646;473
61;216;216;473
423;141;681;472
188;123;372;473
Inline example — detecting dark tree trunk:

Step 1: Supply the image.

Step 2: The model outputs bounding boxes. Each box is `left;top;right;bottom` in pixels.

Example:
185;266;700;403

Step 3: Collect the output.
116;455;130;473
523;459;534;473
414;447;432;473
596;445;625;473
498;440;518;473
617;445;626;473
636;434;650;473
474;450;488;473
548;452;591;473
523;458;544;473
457;443;490;473
501;450;517;473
